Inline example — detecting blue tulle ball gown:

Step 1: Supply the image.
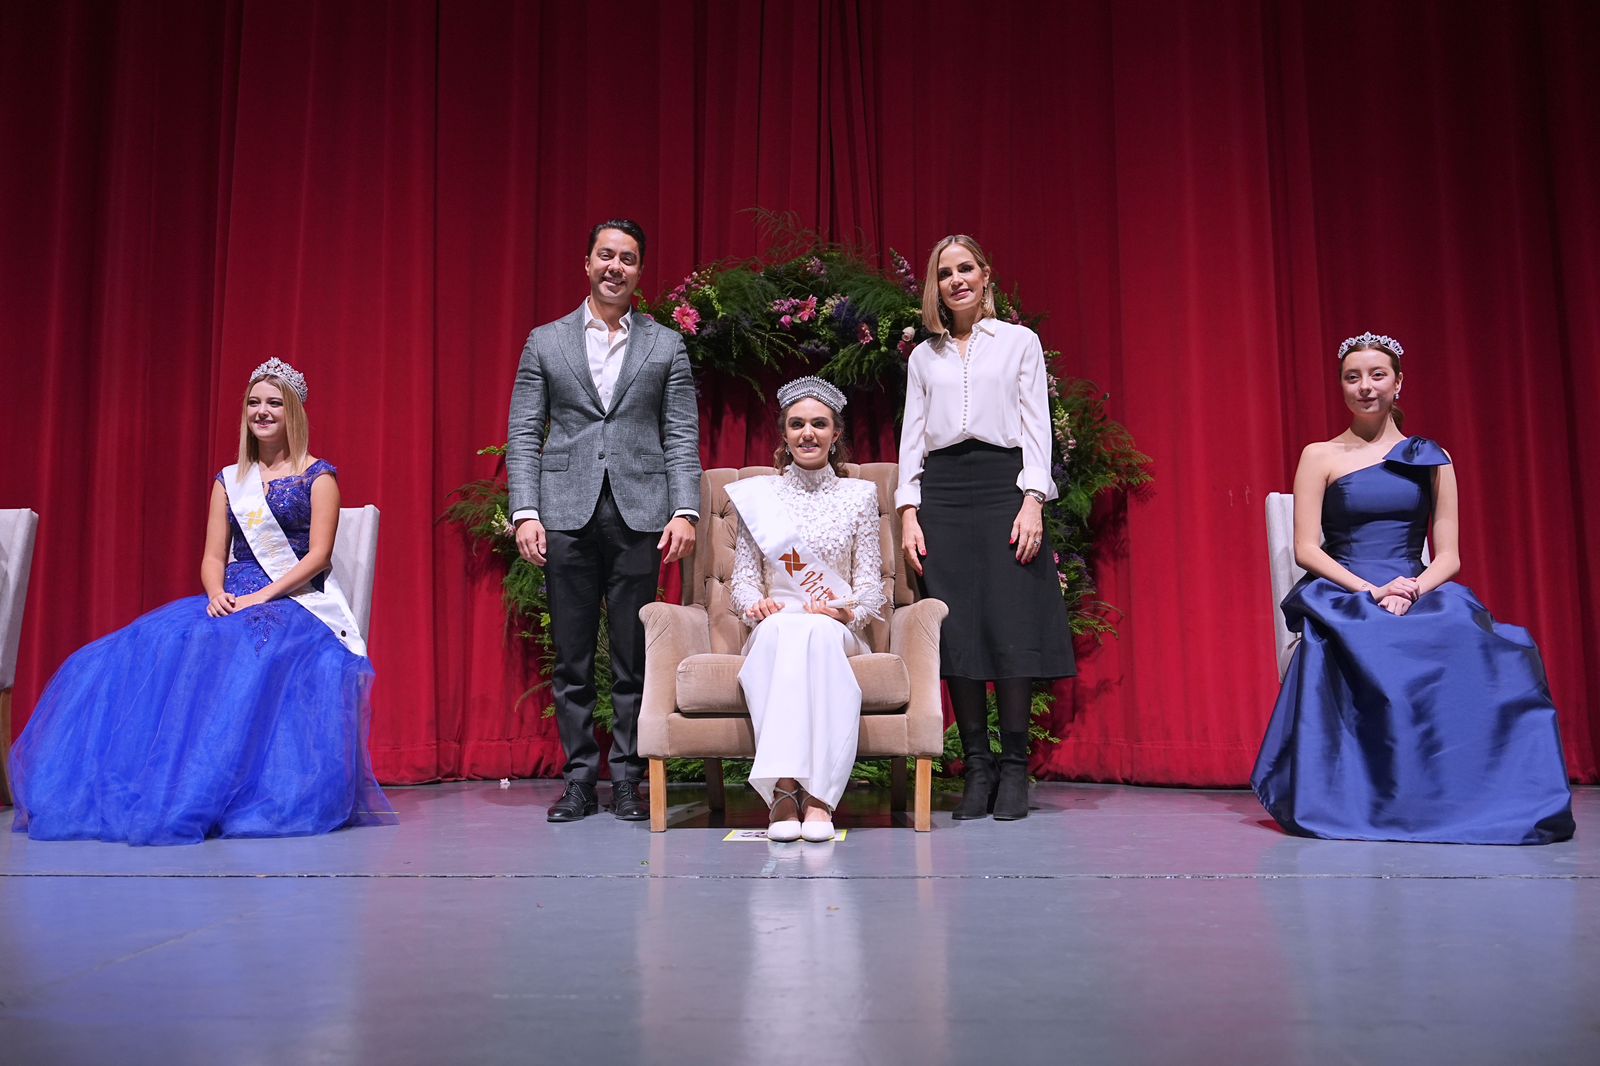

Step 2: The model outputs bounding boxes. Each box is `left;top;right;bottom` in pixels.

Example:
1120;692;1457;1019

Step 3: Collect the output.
9;461;394;845
1251;438;1574;845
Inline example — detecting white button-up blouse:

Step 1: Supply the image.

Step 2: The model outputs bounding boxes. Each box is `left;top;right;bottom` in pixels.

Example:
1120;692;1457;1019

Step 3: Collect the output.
894;318;1058;510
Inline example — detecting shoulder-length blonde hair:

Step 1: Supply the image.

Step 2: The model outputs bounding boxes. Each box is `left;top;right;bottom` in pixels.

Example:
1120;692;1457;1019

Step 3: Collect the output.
920;234;997;338
236;374;311;476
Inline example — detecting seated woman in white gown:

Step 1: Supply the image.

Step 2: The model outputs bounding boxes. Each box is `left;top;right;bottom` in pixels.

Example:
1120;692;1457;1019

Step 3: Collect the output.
727;376;886;842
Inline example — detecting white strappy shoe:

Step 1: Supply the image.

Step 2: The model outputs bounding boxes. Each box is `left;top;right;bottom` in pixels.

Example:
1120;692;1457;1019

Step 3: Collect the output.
767;785;803;843
800;797;836;843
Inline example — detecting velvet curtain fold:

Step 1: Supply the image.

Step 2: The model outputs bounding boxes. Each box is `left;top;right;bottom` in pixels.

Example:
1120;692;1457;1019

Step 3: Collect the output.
2;0;1596;785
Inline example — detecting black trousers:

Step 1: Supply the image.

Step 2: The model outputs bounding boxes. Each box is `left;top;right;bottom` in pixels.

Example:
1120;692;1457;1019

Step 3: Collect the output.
544;480;661;783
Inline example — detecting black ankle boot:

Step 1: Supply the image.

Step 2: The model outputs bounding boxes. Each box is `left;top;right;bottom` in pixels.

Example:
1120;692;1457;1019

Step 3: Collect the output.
951;730;997;820
993;731;1030;820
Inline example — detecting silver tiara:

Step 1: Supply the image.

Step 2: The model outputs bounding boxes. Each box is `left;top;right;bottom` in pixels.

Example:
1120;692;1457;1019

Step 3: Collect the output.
776;375;847;414
1336;332;1404;361
250;357;308;403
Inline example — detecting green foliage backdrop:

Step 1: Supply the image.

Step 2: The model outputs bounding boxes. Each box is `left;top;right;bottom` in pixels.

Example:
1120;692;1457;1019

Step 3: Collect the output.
446;219;1150;784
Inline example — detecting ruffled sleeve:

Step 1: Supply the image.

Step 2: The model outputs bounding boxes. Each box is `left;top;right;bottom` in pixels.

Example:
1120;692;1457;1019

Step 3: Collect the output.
729;519;767;626
847;482;886;633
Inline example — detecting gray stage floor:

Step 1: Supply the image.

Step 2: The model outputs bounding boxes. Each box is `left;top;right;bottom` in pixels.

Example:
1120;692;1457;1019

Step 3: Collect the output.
2;781;1597;1065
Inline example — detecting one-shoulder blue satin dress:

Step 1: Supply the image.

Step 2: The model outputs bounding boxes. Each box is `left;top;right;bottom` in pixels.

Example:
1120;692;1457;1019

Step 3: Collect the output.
9;461;394;845
1251;438;1574;845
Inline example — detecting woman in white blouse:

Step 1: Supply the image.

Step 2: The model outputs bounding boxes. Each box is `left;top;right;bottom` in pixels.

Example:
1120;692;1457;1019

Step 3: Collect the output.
728;377;886;842
897;235;1075;821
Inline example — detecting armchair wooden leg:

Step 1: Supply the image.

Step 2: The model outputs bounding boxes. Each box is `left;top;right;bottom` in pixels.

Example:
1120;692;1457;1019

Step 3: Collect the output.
0;689;11;808
649;758;667;832
705;758;726;811
890;757;908;811
913;757;932;832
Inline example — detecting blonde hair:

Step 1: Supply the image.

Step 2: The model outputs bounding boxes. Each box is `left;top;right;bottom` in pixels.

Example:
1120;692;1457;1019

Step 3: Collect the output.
921;234;997;338
236;375;310;476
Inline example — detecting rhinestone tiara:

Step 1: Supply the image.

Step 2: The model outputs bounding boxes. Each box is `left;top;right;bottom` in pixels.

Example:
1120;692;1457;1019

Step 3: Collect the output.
776;375;847;414
1336;332;1404;361
250;357;309;403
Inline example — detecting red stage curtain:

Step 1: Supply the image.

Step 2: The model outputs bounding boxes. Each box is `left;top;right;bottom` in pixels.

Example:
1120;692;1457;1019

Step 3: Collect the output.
2;0;1596;785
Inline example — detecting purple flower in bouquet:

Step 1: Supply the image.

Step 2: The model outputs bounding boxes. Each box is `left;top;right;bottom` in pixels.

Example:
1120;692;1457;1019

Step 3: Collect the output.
806;256;827;277
890;249;919;296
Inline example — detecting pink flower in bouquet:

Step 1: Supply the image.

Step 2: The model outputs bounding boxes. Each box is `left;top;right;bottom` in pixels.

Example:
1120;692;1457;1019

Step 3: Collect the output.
858;322;874;344
780;314;793;329
797;295;818;323
672;303;701;335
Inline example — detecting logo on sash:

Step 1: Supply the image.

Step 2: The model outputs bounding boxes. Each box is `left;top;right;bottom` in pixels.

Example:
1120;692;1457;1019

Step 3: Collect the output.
725;477;854;613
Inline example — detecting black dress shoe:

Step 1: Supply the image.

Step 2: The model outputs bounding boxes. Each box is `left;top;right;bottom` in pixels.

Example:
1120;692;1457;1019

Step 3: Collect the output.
611;779;649;821
547;780;598;822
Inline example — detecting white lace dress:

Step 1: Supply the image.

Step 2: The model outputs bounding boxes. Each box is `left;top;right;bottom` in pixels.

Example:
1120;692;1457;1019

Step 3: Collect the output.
729;464;886;810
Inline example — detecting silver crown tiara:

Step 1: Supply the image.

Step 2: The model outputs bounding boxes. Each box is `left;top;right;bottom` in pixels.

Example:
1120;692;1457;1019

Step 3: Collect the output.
1336;332;1404;361
250;357;309;403
776;375;847;414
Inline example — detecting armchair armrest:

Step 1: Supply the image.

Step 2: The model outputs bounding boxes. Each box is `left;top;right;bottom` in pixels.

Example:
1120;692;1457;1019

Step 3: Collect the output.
889;598;949;756
638;602;712;754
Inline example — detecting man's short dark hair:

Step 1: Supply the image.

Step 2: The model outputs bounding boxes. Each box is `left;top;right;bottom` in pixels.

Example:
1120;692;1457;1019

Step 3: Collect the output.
588;219;647;263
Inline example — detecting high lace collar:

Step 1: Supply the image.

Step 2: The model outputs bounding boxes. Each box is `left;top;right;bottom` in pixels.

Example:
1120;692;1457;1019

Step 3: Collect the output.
783;461;839;492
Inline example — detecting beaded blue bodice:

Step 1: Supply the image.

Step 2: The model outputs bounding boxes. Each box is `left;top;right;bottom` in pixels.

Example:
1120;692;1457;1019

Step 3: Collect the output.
215;459;336;595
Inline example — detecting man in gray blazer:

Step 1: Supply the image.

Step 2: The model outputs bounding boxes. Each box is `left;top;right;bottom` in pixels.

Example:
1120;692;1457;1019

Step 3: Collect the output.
507;219;702;822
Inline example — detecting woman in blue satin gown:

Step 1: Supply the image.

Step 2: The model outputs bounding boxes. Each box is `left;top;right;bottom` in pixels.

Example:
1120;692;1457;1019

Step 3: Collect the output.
9;359;393;845
1251;332;1573;845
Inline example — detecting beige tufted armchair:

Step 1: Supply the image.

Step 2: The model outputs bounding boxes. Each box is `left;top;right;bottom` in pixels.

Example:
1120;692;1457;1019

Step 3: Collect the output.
638;463;948;832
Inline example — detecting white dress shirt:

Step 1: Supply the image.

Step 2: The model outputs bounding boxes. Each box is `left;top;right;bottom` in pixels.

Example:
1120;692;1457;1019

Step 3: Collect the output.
894;318;1058;510
583;297;629;410
512;297;697;527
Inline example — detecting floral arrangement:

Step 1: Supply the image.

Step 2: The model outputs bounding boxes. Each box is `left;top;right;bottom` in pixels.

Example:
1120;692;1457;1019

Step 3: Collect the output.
446;216;1151;779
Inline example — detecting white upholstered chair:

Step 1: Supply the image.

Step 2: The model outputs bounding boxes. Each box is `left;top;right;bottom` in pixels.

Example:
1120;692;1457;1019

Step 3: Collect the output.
638;463;948;832
331;505;381;640
1265;494;1304;680
1266;492;1428;680
1;509;41;806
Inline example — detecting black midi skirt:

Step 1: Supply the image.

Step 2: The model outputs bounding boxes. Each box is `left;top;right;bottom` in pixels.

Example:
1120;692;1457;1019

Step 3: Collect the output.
918;440;1077;681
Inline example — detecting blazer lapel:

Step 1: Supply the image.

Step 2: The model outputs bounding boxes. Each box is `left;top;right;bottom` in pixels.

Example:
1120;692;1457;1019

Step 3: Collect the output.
558;306;604;411
608;309;660;408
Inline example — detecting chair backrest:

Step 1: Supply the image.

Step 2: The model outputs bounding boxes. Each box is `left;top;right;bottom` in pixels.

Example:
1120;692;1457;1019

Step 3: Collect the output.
0;509;41;689
1266;491;1432;678
685;463;915;655
331;505;380;640
1264;493;1303;679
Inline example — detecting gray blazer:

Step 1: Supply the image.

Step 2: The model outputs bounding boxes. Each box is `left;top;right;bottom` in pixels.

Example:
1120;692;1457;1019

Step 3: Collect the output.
507;306;702;532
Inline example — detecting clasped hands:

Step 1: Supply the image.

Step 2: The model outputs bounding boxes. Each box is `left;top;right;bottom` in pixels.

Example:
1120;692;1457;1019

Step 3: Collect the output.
1367;576;1421;616
207;590;270;618
746;596;853;626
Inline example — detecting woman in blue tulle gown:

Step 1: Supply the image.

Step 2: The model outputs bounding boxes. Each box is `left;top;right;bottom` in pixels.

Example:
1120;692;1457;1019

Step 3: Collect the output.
1252;332;1573;845
9;359;393;845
